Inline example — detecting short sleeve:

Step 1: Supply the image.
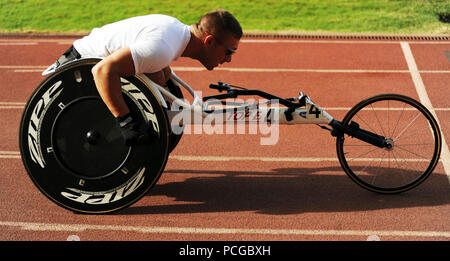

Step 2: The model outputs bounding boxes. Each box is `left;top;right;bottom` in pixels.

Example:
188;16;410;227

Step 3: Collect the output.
129;40;174;74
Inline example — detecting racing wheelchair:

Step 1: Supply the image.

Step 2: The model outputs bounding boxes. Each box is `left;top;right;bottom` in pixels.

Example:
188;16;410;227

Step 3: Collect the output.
19;58;442;213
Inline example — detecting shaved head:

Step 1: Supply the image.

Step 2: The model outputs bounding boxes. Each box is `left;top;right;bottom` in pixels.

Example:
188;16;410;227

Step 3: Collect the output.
195;9;243;41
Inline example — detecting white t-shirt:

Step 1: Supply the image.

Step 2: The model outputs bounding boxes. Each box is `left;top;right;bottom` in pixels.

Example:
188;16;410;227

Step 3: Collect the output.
73;14;191;74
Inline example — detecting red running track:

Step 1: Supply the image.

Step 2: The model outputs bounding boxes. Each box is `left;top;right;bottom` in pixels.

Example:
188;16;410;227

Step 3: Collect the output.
0;36;449;241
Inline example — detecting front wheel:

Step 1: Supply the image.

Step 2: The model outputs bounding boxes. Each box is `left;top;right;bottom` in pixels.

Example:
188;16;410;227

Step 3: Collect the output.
336;94;442;194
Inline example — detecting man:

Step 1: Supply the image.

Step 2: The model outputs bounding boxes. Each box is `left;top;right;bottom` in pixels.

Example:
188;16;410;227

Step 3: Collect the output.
51;9;242;145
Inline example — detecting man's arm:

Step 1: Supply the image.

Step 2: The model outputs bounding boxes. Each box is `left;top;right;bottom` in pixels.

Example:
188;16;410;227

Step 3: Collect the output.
91;47;135;118
92;47;172;117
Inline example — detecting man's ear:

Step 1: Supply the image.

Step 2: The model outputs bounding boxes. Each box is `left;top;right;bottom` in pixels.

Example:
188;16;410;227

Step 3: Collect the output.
203;34;214;47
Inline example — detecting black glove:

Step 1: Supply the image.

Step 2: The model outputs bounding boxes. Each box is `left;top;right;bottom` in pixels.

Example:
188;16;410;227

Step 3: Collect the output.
115;113;157;146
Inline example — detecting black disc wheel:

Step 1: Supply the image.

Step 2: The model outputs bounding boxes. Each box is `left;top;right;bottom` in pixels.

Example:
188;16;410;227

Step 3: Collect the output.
336;94;442;193
19;58;169;213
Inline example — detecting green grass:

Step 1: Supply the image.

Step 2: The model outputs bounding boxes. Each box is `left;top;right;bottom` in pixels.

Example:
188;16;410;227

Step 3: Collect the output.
0;0;448;34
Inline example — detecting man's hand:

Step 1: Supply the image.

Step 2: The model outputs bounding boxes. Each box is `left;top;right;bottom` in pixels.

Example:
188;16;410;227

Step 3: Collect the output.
145;66;172;86
115;113;157;146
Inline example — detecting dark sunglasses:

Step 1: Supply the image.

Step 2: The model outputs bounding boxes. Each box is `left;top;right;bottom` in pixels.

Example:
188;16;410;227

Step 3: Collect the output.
211;34;236;56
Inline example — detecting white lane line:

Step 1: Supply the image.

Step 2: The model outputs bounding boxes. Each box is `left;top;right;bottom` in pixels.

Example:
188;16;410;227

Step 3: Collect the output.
324;107;450;111
0;65;47;69
0;221;448;238
0;65;449;74
0;106;24;109
0;102;26;105
172;67;450;74
0;42;38;45
12;70;44;73
169;155;433;163
0;155;20;159
400;42;450;179
0;40;73;45
0;102;26;109
0;151;440;163
169;155;341;162
0;65;46;73
242;39;450;45
184;67;412;73
421;70;450;74
0;151;20;159
1;38;449;45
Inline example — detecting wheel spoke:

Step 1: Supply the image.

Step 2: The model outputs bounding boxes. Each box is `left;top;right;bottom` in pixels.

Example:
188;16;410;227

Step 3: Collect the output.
394;112;421;141
390;102;407;138
394;126;433;143
346;146;380;162
391;149;423;178
356;113;378;134
371;103;387;137
395;144;431;161
369;151;387;187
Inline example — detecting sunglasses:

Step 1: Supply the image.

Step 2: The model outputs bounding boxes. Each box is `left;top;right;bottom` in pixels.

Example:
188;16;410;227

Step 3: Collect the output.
210;34;237;56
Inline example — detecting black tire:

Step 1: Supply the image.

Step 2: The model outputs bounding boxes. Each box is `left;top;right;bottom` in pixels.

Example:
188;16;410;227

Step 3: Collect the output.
336;94;441;193
19;58;169;213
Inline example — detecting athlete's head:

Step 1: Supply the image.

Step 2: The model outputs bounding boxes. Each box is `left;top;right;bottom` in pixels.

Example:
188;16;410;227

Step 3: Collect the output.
193;9;242;70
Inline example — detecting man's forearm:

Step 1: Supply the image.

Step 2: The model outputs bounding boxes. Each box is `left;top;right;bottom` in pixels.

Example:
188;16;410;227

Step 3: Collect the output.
92;65;130;118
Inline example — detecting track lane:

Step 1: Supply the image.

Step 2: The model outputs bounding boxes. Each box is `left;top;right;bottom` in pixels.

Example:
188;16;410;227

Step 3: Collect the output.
0;158;448;241
0;36;449;241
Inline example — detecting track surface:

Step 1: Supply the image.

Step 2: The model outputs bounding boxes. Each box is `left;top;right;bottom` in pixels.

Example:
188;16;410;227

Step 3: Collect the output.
0;36;449;241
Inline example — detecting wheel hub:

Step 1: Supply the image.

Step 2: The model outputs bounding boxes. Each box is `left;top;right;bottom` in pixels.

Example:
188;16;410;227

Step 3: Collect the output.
384;138;394;150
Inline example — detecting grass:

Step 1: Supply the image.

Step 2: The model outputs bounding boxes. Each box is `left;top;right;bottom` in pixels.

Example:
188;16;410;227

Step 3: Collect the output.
0;0;448;34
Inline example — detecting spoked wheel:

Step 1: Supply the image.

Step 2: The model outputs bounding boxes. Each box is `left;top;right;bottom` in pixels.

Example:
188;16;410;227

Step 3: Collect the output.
19;58;169;213
336;94;442;194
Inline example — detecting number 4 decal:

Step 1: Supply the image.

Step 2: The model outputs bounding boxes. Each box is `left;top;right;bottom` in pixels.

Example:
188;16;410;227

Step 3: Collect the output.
308;105;321;118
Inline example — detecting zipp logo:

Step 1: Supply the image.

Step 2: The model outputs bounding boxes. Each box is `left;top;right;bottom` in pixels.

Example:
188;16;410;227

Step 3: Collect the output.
61;167;146;205
27;81;63;168
121;79;159;133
